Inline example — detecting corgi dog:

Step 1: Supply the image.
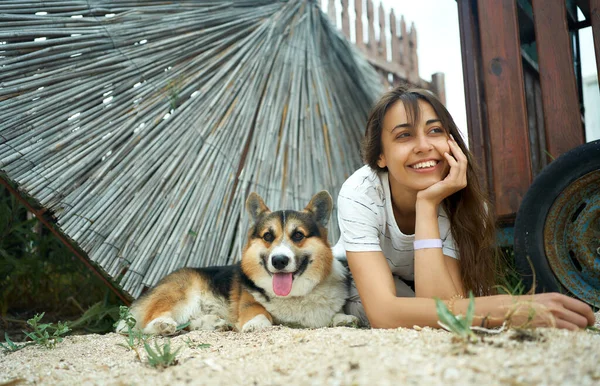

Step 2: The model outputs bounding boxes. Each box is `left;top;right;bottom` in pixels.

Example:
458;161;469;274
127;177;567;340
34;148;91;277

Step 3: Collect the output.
116;191;358;334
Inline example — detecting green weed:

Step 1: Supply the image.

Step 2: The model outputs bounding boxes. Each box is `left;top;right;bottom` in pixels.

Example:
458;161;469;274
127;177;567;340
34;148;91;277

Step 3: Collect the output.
68;301;121;333
144;339;182;368
0;332;32;353
21;312;70;348
115;306;148;351
435;292;478;344
183;337;211;349
496;247;530;296
586;326;600;334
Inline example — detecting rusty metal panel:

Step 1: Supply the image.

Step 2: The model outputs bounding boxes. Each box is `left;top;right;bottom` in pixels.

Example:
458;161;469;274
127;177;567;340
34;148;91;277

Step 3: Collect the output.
531;0;585;157
476;0;533;218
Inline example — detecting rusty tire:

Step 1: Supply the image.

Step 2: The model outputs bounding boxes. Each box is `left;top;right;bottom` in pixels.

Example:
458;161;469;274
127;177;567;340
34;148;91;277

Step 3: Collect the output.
514;140;600;306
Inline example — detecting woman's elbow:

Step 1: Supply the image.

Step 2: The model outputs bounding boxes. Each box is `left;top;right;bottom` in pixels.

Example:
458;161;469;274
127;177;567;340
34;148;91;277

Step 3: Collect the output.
369;318;391;329
363;296;403;329
366;309;398;329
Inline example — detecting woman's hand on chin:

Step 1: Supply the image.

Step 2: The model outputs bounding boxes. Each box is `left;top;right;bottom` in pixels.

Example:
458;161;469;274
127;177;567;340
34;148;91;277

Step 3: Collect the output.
416;136;467;206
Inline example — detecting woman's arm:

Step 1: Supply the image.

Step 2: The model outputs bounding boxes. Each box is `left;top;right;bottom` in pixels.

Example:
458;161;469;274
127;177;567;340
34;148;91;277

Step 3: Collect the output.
348;249;463;328
413;199;463;299
347;250;595;330
410;136;468;299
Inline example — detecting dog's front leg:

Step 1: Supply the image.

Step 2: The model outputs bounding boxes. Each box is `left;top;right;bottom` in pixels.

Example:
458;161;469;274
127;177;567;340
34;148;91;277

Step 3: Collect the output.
331;313;360;327
237;290;273;332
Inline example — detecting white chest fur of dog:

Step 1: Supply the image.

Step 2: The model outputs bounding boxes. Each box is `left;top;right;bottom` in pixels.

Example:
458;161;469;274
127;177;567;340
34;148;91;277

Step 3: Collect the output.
251;259;349;328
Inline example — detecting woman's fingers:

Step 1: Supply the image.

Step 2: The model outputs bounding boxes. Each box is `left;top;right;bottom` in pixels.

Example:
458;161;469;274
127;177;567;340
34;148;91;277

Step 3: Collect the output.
532;293;596;329
448;135;468;163
447;138;465;161
442;152;467;192
443;151;458;168
444;141;467;187
554;319;581;331
447;138;467;174
554;306;592;329
558;295;595;326
442;152;461;186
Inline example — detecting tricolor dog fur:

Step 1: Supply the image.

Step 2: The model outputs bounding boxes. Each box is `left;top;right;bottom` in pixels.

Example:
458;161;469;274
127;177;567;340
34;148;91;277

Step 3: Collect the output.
116;191;358;334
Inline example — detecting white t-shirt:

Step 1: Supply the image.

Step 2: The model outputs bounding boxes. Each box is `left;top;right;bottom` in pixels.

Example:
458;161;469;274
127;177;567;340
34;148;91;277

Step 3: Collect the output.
337;165;458;282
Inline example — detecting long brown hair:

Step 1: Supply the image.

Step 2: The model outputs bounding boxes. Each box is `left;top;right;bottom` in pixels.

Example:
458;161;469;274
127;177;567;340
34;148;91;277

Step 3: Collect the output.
361;84;499;296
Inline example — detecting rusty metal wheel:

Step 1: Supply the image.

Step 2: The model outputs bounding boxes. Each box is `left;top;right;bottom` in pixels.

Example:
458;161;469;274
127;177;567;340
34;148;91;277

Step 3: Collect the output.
514;140;600;306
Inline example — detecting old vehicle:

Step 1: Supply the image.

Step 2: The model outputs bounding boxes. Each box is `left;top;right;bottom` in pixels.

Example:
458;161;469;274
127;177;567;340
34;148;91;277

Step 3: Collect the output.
458;0;599;305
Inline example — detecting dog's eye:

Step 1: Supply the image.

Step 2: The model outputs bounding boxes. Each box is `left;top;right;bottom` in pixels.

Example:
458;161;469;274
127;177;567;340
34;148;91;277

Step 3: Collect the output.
291;231;304;242
262;232;274;243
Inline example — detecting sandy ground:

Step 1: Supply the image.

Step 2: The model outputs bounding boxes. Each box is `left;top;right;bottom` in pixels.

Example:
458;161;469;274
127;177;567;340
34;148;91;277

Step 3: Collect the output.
1;313;600;386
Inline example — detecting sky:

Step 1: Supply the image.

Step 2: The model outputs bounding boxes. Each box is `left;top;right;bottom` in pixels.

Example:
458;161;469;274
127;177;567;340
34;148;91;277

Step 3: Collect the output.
323;0;599;144
578;10;598;78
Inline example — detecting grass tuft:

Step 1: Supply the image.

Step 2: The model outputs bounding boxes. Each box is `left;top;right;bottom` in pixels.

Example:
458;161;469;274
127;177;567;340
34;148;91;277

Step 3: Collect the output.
435;292;478;344
183;337;211;349
115;306;149;358
0;332;32;353
586;326;600;334
144;339;182;368
21;312;70;348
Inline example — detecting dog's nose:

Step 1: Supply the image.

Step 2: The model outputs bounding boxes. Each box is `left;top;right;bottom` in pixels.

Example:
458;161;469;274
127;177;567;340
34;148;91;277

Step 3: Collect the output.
271;255;289;270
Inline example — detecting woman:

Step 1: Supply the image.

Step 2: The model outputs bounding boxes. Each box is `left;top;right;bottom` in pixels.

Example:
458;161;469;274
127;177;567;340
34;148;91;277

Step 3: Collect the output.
337;85;594;330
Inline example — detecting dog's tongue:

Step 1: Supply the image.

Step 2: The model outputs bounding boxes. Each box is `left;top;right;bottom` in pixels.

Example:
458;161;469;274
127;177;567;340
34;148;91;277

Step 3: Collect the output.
273;273;293;296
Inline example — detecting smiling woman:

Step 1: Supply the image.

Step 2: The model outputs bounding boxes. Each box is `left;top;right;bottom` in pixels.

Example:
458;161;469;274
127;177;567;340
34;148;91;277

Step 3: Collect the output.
336;85;596;331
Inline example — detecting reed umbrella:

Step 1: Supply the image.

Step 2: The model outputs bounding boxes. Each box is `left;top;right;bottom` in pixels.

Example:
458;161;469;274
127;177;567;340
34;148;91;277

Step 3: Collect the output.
0;0;383;299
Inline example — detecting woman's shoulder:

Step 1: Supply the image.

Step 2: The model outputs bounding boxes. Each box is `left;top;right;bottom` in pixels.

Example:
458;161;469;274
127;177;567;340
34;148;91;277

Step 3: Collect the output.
338;165;386;211
340;165;383;194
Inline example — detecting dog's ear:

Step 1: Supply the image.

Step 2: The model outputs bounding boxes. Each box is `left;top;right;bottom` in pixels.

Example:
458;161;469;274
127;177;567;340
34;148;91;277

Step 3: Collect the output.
246;192;270;222
304;191;332;227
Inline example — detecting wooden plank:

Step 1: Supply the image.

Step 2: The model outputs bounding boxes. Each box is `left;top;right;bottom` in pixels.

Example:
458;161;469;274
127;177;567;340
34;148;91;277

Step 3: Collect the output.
477;0;532;218
592;0;600;79
327;0;336;26
341;0;350;39
366;0;376;56
533;73;548;172
401;16;408;65
456;0;491;194
389;10;399;64
355;0;364;49
531;0;585;157
378;3;387;61
524;68;542;175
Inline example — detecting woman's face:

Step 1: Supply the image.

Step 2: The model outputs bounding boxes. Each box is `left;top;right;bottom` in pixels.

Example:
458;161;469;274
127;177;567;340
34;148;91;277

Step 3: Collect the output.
377;99;451;194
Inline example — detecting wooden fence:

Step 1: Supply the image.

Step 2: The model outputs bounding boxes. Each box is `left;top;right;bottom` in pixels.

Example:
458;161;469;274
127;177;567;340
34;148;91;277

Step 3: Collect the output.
324;0;446;103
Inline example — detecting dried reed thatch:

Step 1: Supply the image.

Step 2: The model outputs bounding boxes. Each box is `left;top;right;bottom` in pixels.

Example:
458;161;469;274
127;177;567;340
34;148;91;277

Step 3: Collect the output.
0;0;383;298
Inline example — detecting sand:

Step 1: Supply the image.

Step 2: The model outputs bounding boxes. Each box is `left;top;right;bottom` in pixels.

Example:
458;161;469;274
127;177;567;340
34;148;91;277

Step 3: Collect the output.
1;313;599;386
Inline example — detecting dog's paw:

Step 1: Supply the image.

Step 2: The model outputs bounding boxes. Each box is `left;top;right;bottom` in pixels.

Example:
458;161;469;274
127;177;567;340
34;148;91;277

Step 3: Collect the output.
190;315;230;331
332;313;360;327
241;314;272;332
115;319;130;335
145;316;178;336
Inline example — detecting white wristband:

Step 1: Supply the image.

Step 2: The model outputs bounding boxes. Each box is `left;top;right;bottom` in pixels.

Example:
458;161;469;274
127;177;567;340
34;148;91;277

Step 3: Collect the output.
413;239;443;250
